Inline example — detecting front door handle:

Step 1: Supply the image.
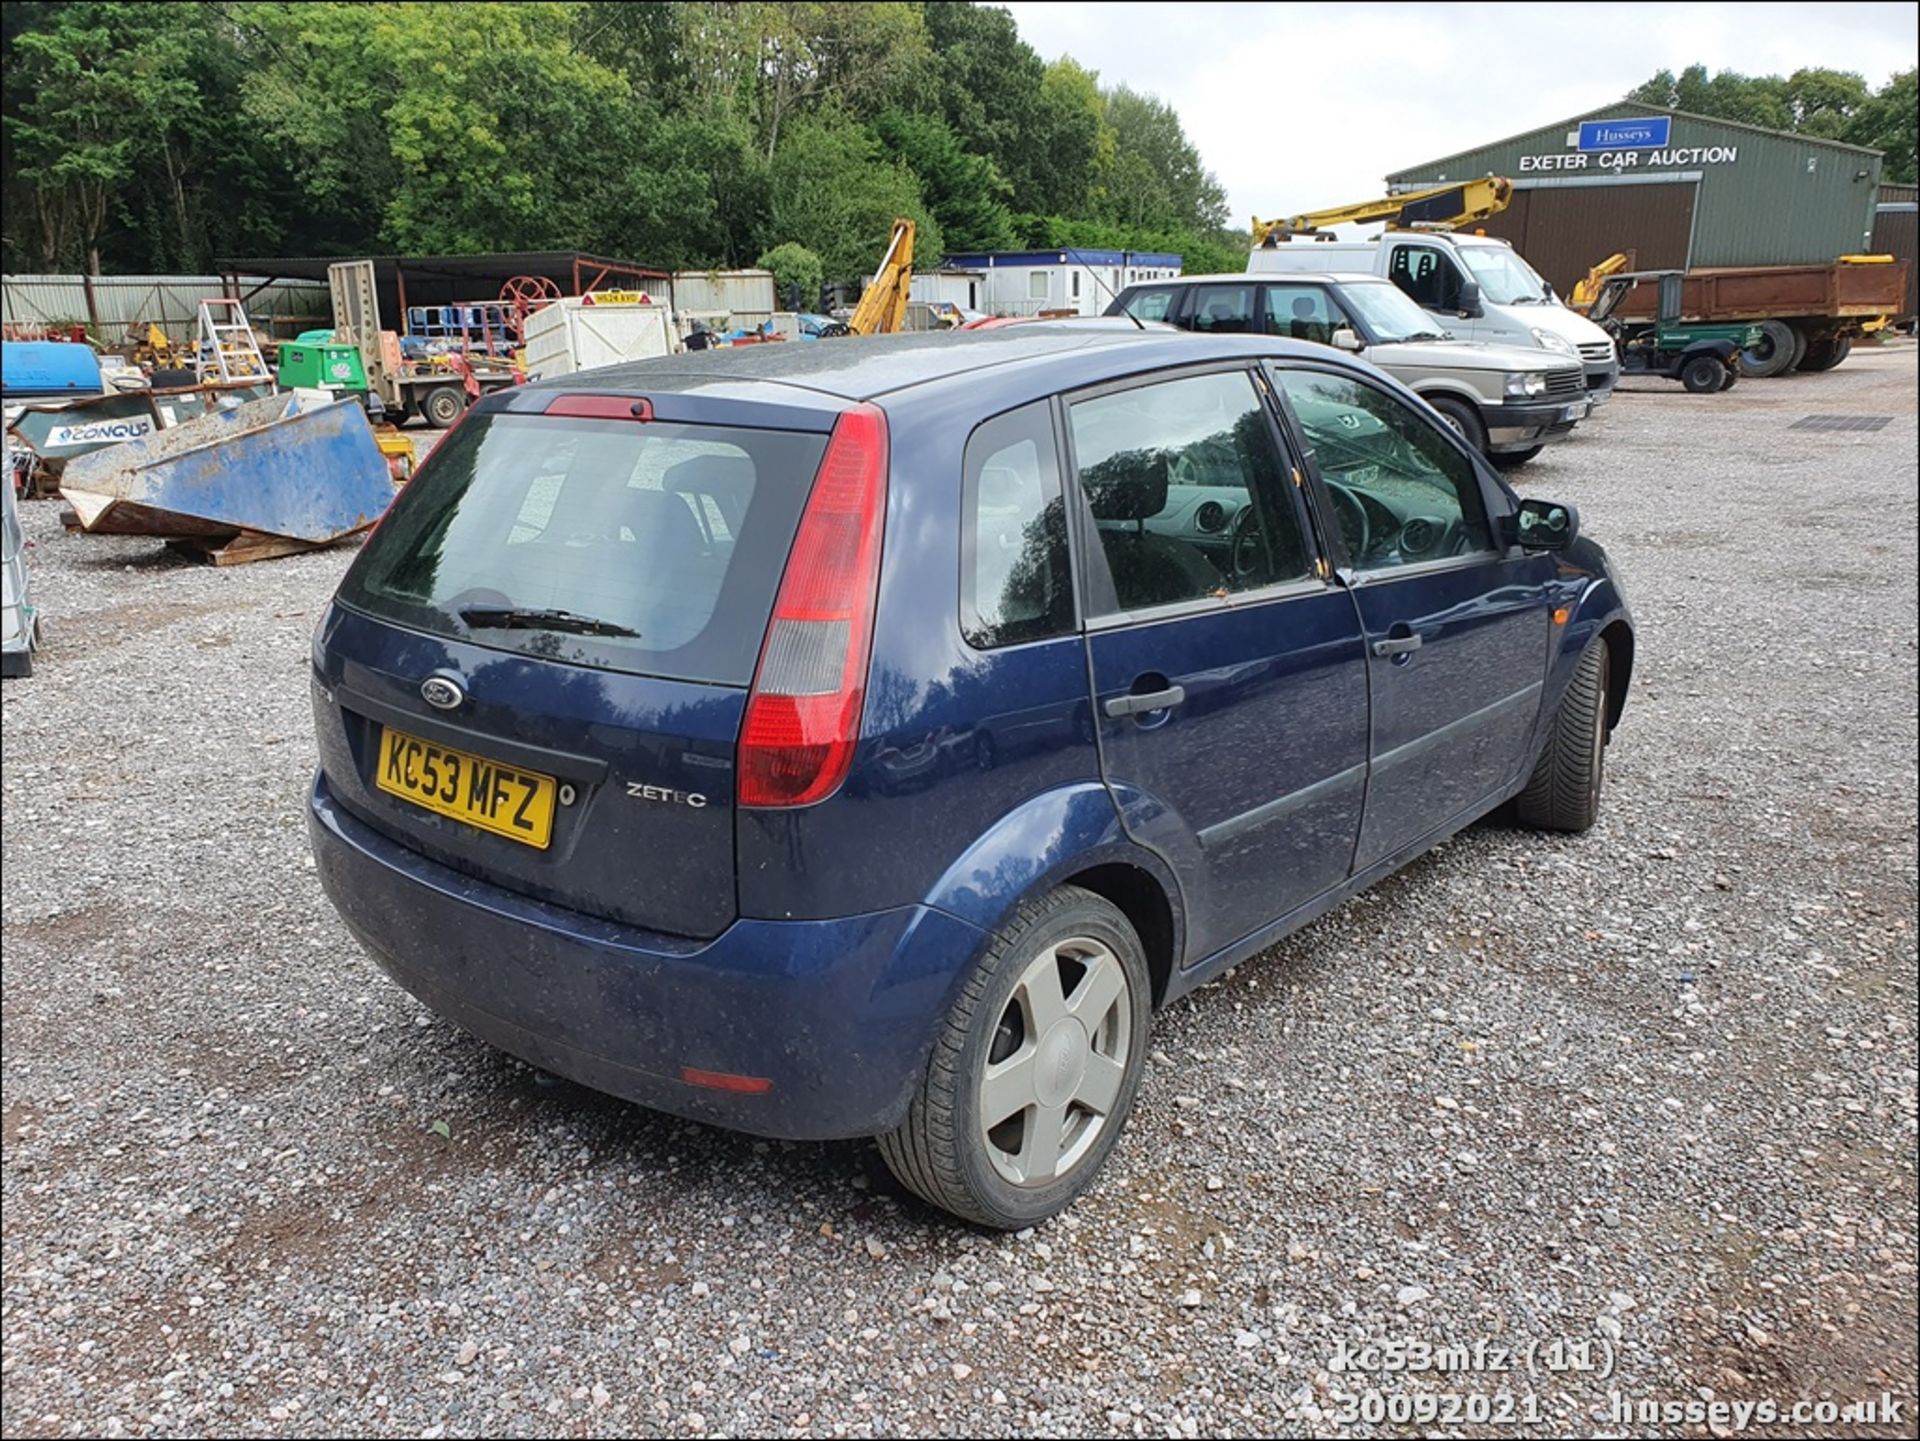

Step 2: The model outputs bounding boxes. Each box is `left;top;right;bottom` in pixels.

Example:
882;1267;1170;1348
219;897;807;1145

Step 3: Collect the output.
1104;685;1186;718
1371;634;1424;658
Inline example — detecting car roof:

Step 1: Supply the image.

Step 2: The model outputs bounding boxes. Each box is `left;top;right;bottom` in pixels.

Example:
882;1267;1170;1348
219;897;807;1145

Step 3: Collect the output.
511;324;1351;410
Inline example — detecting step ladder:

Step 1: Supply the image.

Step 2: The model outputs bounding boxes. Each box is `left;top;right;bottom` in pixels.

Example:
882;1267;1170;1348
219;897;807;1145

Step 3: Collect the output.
194;298;270;384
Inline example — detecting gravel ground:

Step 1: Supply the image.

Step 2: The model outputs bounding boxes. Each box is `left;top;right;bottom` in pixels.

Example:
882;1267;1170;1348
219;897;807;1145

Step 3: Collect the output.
3;348;1915;1440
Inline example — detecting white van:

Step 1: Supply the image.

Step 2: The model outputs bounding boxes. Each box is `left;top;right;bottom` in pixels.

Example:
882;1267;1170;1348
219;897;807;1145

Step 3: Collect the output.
1249;232;1618;402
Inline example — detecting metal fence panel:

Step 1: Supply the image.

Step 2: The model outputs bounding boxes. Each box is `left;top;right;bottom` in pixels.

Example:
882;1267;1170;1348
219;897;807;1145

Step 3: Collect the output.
2;274;331;336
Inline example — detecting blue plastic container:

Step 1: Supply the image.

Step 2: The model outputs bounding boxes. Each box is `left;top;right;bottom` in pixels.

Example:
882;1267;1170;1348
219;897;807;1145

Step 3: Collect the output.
1;341;102;399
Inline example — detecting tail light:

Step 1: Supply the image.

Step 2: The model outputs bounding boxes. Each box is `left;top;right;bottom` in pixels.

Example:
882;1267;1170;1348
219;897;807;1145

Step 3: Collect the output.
738;403;888;808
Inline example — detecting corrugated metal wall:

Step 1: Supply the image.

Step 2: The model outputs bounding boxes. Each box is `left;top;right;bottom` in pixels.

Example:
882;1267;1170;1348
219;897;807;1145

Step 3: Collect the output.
1388;107;1883;269
1873;189;1917;321
1479;179;1698;294
1;274;330;336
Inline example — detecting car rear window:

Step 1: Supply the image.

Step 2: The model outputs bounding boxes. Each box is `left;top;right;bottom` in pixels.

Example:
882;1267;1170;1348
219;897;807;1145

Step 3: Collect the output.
337;412;829;685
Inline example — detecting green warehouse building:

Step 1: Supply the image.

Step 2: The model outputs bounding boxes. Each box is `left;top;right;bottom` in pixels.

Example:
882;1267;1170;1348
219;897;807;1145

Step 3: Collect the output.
1386;104;1886;296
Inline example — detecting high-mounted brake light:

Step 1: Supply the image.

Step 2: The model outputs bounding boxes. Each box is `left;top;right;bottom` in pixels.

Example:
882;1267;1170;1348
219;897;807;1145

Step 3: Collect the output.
737;403;888;808
544;394;653;421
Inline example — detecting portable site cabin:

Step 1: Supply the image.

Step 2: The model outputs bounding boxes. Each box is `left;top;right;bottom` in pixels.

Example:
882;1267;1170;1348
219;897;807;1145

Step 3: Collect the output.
942;250;1184;318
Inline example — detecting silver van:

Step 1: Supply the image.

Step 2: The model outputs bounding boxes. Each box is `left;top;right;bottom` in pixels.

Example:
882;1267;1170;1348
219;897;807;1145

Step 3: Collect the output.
1110;273;1591;469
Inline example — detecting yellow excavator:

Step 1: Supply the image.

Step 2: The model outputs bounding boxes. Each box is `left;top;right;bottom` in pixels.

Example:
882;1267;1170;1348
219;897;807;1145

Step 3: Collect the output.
1568;252;1635;313
846;218;915;336
1251;176;1514;247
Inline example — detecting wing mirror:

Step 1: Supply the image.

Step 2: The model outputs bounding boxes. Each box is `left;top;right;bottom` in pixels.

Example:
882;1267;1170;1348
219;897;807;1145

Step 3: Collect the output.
1507;497;1579;551
1456;278;1484;319
1331;327;1362;352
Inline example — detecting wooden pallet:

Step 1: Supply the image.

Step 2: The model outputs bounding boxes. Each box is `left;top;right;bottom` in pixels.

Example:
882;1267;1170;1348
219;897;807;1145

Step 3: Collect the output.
164;529;329;566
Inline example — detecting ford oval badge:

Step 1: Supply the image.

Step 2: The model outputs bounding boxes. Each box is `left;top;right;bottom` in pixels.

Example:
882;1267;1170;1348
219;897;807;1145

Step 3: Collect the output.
421;675;465;710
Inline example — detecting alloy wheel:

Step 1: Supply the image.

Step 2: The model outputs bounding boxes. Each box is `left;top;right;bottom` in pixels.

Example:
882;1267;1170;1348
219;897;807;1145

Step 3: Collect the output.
978;937;1133;1187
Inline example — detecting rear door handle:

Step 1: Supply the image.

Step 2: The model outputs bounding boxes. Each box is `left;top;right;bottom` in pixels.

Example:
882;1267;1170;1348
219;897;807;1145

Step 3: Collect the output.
1371;634;1424;658
1104;685;1186;718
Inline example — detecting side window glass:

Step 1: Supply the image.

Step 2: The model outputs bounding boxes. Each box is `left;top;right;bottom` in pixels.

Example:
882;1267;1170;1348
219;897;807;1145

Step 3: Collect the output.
1187;285;1256;334
1388;247;1460;311
1121;286;1181;323
1275;370;1494;571
1070;370;1311;615
1261;285;1340;344
961;403;1074;649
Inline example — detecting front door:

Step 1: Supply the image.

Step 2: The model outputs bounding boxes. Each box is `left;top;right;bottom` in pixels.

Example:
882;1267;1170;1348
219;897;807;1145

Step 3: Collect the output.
1066;366;1369;964
1386;241;1477;342
1271;366;1553;869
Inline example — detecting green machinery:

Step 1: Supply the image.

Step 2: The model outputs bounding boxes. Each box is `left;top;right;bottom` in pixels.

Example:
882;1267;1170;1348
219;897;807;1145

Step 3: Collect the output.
1589;271;1760;394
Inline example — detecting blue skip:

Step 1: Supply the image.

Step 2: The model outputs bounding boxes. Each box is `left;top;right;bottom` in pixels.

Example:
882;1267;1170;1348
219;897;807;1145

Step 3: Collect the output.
58;392;394;551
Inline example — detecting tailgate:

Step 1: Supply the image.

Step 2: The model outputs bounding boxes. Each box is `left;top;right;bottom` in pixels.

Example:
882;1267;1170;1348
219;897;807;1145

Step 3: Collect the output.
317;403;830;938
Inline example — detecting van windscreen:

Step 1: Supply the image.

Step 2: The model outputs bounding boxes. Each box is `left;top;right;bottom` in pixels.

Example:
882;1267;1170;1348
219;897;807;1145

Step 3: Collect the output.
336;412;829;685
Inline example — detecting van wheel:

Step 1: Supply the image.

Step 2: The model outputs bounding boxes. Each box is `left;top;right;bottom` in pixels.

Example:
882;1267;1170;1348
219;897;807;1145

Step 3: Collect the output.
1515;639;1608;833
1489;446;1543;471
422;386;467;428
1427;396;1488;454
1738;319;1797;378
1681;356;1726;393
878;886;1151;1228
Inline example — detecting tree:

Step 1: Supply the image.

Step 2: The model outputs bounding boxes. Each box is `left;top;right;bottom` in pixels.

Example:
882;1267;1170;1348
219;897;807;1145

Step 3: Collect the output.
2;1;205;272
1099;85;1229;234
756;242;824;307
1022;58;1109;216
1847;68;1917;183
871;108;1015;251
768;110;939;282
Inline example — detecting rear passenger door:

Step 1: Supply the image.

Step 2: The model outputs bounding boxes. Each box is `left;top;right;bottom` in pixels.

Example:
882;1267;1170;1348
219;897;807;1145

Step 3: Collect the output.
1271;366;1553;869
1066;366;1369;965
1178;283;1259;335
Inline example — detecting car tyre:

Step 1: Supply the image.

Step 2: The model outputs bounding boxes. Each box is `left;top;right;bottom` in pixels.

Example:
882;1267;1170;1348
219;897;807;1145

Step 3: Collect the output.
1738;319;1797;378
1514;639;1608;833
1681;356;1726;393
878;885;1152;1229
1427;396;1488;455
1489;445;1543;471
422;386;467;429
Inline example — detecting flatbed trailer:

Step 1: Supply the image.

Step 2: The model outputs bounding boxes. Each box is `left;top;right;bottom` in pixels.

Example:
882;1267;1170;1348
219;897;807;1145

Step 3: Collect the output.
1610;257;1908;376
328;260;517;427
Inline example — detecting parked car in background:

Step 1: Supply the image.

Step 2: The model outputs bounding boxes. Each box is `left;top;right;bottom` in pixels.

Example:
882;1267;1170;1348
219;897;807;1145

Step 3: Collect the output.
308;326;1633;1227
1248;230;1620;402
1109;273;1590;468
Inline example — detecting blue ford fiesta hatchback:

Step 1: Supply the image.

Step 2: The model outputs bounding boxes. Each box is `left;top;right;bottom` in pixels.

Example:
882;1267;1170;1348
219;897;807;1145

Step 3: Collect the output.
309;326;1632;1227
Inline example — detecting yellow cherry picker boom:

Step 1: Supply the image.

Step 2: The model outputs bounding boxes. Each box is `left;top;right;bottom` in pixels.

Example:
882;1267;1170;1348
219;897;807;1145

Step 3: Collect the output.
1251;176;1514;246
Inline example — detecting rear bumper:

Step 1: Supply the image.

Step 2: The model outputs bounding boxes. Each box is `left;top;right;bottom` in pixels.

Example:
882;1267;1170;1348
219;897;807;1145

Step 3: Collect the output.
308;774;984;1141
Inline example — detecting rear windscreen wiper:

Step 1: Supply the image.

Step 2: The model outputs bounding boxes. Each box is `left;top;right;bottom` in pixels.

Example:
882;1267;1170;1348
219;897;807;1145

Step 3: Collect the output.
458;606;640;638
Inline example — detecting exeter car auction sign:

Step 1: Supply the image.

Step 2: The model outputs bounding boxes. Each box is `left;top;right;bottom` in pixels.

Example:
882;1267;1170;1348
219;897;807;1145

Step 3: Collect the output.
1518;116;1739;173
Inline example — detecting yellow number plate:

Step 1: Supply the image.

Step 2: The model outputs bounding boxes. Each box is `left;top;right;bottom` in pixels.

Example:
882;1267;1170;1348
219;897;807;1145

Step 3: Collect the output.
375;727;556;849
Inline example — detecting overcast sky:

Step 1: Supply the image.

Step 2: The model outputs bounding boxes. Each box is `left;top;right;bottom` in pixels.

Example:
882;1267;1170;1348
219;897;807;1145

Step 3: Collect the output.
1003;1;1919;232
